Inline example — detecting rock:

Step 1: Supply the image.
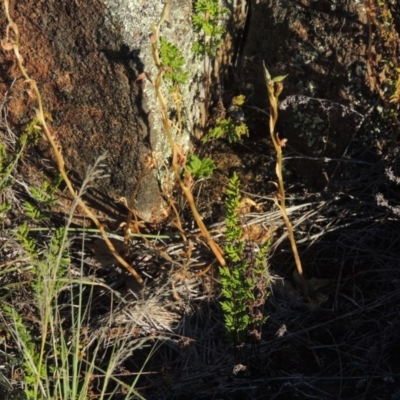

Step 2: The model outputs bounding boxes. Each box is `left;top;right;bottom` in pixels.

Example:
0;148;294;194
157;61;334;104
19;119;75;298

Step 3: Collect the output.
0;0;248;224
240;0;399;189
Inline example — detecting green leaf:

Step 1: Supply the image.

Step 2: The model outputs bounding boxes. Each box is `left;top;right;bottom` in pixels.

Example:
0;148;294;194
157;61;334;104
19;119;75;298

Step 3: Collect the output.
221;288;233;299
0;203;11;214
192;0;228;57
16;222;37;257
24;201;42;220
263;62;272;82
160;38;188;86
203;117;248;143
233;95;246;106
220;301;233;313
224;314;234;328
186;154;216;178
272;74;288;83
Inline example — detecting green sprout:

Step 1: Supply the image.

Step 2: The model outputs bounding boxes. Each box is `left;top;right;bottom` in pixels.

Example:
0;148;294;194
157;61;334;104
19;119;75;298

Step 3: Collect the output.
203;95;249;143
186;154;216;179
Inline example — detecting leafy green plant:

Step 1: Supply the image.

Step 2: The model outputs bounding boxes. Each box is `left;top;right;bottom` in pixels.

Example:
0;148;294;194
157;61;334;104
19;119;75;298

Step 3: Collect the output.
203;116;249;143
15;222;38;260
0;115;48;226
0;142;11;190
23;116;44;145
186;154;215;179
203;95;249;143
192;0;229;57
192;0;230;138
219;173;269;345
6;223;69;398
3;190;145;399
30;175;62;205
2;305;45;399
160;37;189;88
23;175;62;220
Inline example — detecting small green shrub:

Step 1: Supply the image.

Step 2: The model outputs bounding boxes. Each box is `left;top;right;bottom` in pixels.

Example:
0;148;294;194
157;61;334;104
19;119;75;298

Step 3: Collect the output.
219;173;269;345
203;95;249;143
23;175;62;220
203;116;249;143
192;0;229;57
160;37;189;87
0;115;48;220
186;154;216;178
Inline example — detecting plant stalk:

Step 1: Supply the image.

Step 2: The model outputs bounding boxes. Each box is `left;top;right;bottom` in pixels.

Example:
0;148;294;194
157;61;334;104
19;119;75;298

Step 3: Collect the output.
263;62;308;296
150;5;226;267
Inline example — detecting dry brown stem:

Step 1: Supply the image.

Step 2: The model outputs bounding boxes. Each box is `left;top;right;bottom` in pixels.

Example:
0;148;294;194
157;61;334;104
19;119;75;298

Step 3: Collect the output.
150;3;226;268
263;62;308;296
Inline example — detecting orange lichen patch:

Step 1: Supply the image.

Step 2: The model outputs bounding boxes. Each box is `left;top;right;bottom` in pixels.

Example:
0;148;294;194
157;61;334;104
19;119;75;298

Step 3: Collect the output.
55;73;73;94
238;196;262;214
4;84;36;123
240;223;275;245
290;19;308;41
